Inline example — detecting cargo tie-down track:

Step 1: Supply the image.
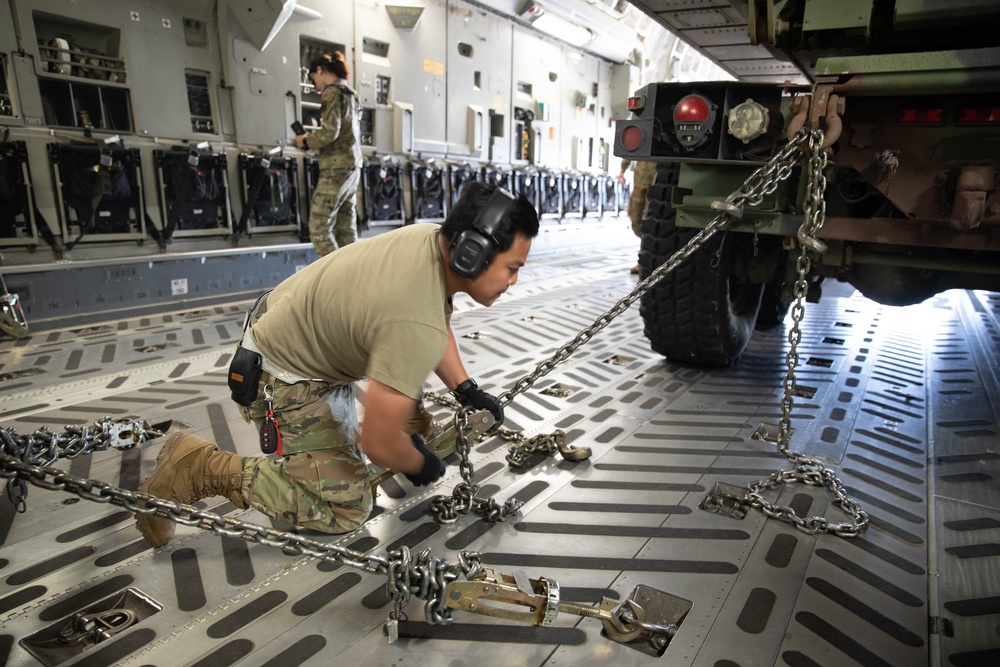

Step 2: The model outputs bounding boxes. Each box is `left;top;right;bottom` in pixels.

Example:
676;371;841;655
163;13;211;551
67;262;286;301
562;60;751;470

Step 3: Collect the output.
0;242;998;667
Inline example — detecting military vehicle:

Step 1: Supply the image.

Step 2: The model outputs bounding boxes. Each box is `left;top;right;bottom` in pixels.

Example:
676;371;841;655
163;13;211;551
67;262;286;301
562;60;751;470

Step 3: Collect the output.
615;0;1000;366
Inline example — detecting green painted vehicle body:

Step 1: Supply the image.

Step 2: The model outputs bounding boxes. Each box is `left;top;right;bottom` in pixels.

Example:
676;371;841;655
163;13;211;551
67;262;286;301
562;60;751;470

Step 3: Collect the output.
616;0;1000;365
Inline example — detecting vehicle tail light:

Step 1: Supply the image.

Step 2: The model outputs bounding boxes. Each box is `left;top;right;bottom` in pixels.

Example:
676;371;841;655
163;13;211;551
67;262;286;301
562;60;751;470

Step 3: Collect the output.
672;93;716;149
958;107;1000;124
898;108;943;123
621;125;644;151
675;95;711;122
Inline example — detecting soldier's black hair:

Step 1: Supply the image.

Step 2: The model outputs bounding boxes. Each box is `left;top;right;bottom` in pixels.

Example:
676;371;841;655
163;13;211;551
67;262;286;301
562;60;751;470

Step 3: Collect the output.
440;181;539;253
309;51;350;80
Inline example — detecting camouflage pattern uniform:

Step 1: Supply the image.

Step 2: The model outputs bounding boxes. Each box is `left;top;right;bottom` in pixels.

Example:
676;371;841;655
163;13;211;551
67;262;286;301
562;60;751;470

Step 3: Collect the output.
628;160;657;237
306;82;363;257
238;373;374;533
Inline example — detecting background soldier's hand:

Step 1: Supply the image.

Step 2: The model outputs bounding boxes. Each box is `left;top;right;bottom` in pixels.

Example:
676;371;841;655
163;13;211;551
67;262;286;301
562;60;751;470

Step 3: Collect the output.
453;378;504;429
404;434;446;487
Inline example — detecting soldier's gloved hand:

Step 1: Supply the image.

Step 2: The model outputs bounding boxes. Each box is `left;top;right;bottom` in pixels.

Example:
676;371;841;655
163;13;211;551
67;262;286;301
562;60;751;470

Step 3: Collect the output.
404;434;446;487
452;378;504;429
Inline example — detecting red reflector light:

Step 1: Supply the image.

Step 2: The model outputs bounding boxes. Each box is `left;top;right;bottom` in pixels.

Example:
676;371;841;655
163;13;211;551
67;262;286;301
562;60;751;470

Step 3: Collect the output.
958;107;1000;123
898;108;943;123
674;95;711;122
627;95;644;111
621;126;644;151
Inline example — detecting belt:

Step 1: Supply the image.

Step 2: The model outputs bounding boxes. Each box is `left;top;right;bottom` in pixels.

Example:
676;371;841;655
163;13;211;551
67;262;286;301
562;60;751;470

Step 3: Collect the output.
240;333;322;385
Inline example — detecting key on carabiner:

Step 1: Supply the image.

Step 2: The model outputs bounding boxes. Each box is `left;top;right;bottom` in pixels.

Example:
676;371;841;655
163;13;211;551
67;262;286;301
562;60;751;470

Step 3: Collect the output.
260;383;282;455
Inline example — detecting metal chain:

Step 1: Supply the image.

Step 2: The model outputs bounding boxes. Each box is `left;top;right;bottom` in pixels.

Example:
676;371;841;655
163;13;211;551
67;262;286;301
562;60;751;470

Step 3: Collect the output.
0;417;160;512
0;452;486;624
495;131;810;409
744;129;870;537
421;390;570;468
420;132;811;523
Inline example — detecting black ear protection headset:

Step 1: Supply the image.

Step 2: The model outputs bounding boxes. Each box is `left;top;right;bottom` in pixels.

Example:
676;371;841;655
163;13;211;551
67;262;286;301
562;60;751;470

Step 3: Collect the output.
449;187;516;279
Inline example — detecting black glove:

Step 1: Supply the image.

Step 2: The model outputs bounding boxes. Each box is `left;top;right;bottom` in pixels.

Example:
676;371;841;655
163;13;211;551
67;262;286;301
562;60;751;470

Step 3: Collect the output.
452;378;504;429
404;434;446;487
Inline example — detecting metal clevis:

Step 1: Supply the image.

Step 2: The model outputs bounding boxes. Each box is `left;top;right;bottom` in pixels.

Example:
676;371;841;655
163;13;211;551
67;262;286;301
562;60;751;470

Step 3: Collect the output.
444;568;691;657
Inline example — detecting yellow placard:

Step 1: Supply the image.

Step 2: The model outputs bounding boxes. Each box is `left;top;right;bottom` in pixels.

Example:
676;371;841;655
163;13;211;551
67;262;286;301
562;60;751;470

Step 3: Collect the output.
423;58;444;76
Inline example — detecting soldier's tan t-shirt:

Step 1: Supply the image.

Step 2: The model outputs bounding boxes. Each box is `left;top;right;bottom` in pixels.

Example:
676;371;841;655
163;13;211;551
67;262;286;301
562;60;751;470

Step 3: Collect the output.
250;224;452;398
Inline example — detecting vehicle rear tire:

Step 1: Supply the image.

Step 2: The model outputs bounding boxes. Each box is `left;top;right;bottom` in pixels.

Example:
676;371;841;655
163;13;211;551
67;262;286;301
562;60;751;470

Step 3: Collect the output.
638;165;764;367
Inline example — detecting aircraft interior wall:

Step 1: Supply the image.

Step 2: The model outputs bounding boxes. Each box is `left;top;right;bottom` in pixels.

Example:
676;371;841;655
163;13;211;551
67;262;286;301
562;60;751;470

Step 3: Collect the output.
0;0;643;331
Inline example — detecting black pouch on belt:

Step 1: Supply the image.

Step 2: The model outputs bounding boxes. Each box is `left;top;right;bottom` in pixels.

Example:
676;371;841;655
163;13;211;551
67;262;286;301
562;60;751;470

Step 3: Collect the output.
229;346;263;406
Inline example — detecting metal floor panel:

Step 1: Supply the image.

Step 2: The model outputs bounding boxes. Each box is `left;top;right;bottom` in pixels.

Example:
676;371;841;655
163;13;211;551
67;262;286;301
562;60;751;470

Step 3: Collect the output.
1;243;998;667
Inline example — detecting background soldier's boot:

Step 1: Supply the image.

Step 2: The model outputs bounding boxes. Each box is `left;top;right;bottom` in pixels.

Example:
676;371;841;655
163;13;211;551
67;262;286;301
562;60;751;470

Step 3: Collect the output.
134;432;247;548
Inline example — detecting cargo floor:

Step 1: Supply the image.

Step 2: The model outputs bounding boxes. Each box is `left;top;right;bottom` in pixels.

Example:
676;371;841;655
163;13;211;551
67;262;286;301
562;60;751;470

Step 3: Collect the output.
1;240;998;667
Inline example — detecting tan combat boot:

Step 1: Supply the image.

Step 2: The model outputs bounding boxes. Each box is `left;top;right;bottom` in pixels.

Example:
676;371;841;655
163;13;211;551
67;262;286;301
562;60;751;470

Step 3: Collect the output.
134;432;248;548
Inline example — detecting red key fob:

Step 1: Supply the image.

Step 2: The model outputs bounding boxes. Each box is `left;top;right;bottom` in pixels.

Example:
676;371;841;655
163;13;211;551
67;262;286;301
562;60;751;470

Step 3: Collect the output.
260;411;282;455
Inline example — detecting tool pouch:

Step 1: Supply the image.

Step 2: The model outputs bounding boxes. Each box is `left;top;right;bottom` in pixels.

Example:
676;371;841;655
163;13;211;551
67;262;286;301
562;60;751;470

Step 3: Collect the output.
229;346;263;406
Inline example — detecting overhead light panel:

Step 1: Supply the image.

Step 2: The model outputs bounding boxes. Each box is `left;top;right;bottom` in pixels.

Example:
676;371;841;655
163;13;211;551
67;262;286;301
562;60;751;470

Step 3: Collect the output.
522;3;595;48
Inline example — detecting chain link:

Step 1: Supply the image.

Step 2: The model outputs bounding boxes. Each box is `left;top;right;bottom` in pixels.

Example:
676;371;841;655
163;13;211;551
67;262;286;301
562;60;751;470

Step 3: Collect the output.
495;131;810;409
0;129;868;647
0;451;490;624
0;417;160;512
422;131;813;523
745;129;869;537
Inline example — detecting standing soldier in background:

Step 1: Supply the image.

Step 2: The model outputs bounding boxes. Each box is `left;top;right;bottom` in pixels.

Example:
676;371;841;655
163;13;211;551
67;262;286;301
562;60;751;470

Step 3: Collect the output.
295;52;363;257
618;158;657;274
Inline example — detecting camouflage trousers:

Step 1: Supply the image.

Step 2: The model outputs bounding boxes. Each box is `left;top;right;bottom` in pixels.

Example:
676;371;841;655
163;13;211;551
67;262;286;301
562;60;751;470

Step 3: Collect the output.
309;168;360;257
628;160;657;237
238;372;374;534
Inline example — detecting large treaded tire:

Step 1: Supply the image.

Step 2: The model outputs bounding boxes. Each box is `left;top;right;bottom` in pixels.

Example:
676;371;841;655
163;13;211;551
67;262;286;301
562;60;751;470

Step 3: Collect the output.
638;165;764;367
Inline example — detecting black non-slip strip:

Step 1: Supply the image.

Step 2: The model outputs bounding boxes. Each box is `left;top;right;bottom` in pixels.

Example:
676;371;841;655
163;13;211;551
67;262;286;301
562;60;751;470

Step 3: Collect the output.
940;472;993;483
393;620;587;645
173;548;207;612
189;638;254;667
815;549;923;607
765;534;798;568
0;584;46;615
222;535;254;586
385;522;440;553
795;612;895;667
841;468;923;502
5;546;96;585
480;553;737;574
207;589;288;638
842;486;924;524
806;577;923;647
948;648;1000;667
259;634;327;666
844;537;924;575
595;463;779;476
73;628;156;667
291;572;362;616
945;517;1000;531
944;595;1000;617
513;523;749;540
571;480;703;492
737;587;776;634
548;502;691;514
866;514;924;545
39;574;134;621
57;511;133;543
445;482;549;550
